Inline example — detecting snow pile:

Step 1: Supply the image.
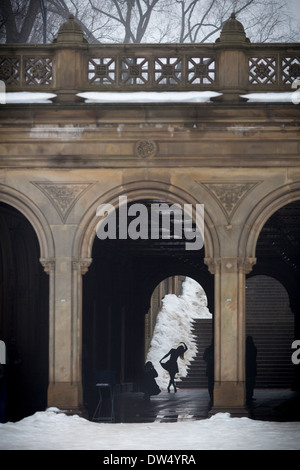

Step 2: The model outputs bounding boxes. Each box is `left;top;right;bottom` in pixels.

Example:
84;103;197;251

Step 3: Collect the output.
77;91;221;103
146;277;212;389
1;407;300;450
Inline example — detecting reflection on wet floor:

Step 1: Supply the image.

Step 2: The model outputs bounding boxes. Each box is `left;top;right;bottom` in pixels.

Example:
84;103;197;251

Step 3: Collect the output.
111;388;300;424
113;389;210;423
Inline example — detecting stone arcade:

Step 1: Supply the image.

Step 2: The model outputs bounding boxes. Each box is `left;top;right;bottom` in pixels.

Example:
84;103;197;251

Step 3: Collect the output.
0;14;299;421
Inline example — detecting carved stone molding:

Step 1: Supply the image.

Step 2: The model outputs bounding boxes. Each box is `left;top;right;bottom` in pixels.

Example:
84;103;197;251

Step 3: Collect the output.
204;257;220;274
32;181;95;222
72;257;93;275
204;257;256;275
40;257;55;274
202;182;259;221
240;257;257;274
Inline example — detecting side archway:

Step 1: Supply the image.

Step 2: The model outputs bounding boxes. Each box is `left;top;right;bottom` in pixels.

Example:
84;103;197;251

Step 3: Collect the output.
239;183;300;397
239;182;300;261
0;184;55;260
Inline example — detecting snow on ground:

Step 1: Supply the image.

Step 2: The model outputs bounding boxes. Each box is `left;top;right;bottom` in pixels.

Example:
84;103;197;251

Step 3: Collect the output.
146;277;211;390
0;407;300;450
1;278;299;450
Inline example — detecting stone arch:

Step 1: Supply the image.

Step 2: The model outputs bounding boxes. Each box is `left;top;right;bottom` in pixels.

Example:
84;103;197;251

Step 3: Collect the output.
0;184;54;259
73;180;219;262
239;182;300;260
0;188;51;420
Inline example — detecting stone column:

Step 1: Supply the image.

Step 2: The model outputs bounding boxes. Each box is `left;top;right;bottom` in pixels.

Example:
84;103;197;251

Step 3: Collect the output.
205;256;256;416
40;257;55;382
41;255;91;414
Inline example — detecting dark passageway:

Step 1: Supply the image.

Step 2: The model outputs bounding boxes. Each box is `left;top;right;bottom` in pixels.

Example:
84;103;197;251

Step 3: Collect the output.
247;200;300;393
0;202;49;421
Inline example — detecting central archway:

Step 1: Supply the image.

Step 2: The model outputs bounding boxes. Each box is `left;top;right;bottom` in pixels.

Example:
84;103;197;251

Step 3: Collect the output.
77;184;217;419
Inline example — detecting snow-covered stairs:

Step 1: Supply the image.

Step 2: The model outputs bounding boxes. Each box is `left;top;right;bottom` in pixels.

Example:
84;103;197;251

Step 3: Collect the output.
178;318;213;389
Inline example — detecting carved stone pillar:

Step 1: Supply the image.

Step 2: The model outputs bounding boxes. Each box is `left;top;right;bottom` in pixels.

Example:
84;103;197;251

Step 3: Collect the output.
40;255;92;414
40;257;55;382
205;256;256;416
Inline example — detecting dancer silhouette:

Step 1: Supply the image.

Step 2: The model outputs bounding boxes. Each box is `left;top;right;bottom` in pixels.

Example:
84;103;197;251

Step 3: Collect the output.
160;342;188;392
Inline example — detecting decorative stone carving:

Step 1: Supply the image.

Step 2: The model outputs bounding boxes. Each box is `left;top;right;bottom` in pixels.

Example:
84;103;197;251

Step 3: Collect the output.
289;63;300;78
88;57;116;85
204;257;256;275
254;63;270;79
0;57;20;85
154;57;182;85
204;257;220;274
281;56;300;85
135;140;158;158
88;53;217;89
72;257;92;274
32;182;95;222
203;182;258;220
240;257;257;274
121;57;149;85
187;57;216;84
40;257;55;274
24;57;53;86
249;57;276;85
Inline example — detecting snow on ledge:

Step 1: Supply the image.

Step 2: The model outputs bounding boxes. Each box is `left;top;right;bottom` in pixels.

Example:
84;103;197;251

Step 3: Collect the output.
241;92;297;103
2;91;297;105
77;91;222;103
1;92;57;104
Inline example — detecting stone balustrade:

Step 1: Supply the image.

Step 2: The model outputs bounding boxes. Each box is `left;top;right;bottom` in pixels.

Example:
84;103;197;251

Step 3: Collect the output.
0;13;299;102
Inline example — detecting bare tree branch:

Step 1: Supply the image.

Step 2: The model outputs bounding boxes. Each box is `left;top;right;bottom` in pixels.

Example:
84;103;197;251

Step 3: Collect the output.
0;0;298;44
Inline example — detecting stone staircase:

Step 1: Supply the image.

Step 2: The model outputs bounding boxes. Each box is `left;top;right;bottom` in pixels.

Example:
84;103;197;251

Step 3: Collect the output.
246;318;294;388
178;316;295;389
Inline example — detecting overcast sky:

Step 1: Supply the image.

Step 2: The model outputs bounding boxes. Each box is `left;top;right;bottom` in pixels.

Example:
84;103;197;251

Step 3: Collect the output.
288;0;300;20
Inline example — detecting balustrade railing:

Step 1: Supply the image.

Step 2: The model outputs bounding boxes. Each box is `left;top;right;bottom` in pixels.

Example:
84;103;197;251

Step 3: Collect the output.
0;14;299;102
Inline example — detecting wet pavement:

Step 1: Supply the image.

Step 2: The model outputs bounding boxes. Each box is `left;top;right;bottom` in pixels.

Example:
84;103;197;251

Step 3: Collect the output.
111;387;300;423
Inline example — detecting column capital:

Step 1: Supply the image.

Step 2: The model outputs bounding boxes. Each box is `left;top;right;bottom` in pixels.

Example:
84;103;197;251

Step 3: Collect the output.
239;257;257;274
204;257;220;274
72;257;92;275
40;257;55;274
204;256;256;274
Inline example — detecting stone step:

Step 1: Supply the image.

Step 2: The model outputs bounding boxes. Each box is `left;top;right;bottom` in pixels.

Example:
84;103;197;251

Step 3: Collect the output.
178;316;295;388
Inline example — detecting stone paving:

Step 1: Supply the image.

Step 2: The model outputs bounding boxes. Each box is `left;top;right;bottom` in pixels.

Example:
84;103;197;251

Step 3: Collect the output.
111;388;300;423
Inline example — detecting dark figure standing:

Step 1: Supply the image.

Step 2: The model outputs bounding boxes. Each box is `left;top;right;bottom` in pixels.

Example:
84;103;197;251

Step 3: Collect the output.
246;335;257;404
160;342;188;393
203;342;214;405
140;361;161;401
